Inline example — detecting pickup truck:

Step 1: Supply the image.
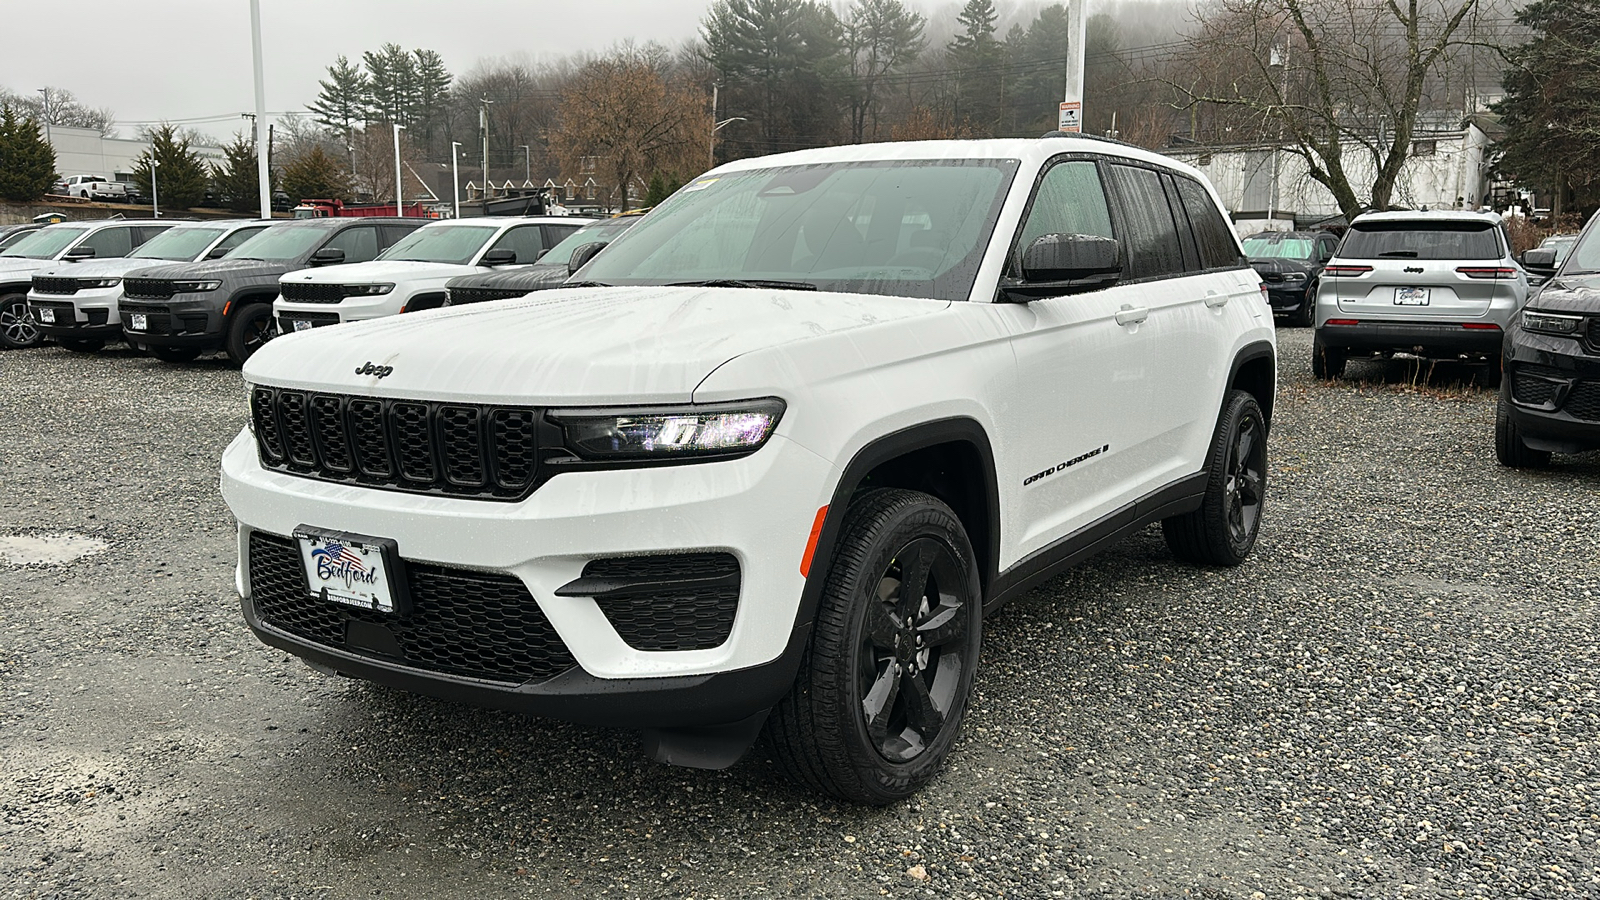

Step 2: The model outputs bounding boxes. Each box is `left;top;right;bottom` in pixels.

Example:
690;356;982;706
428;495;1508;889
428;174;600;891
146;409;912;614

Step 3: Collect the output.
57;175;128;201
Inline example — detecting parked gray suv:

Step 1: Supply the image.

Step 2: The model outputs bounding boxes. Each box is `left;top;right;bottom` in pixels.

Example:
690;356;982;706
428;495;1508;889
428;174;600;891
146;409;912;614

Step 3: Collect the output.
121;218;423;364
1313;210;1527;379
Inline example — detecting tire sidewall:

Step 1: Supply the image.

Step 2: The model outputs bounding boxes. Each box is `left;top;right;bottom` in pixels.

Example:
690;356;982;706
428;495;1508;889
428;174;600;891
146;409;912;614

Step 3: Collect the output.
226;303;273;365
0;294;40;349
1211;392;1267;562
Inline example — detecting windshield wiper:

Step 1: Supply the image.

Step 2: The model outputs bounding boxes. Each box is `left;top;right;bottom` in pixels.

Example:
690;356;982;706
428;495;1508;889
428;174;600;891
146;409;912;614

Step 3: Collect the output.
667;278;818;291
565;280;611;288
1377;250;1419;258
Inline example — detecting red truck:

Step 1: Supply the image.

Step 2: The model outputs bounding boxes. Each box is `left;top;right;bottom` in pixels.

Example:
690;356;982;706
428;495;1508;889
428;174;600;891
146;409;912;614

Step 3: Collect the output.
291;199;435;219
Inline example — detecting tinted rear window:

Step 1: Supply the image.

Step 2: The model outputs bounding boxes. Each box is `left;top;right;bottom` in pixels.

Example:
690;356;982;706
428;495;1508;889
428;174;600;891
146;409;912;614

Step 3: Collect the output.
1340;222;1500;260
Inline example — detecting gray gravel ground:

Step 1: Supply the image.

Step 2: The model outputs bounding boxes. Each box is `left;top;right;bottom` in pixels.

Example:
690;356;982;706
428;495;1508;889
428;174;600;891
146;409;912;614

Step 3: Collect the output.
1;330;1597;900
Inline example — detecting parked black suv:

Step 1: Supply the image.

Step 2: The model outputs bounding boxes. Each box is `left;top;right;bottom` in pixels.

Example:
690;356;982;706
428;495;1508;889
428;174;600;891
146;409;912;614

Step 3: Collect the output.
1497;214;1600;467
442;214;642;306
121;218;423;364
1242;230;1338;326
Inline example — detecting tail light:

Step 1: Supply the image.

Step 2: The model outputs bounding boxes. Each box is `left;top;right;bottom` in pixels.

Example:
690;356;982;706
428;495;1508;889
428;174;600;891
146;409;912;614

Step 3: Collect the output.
1322;265;1372;277
1456;267;1518;279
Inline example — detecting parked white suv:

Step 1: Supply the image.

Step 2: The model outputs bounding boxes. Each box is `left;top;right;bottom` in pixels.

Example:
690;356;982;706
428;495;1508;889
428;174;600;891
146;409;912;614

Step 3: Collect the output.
222;138;1276;803
0;219;172;349
273;216;592;332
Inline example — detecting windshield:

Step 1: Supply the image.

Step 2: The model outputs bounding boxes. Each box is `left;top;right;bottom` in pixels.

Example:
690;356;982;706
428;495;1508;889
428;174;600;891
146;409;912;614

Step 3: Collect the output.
540;219;637;265
1544;237;1577;265
225;225;327;261
1241;236;1313;259
1;227;88;259
579;159;1020;301
378;224;499;264
1563;228;1600;275
1340;221;1501;260
0;230;37;252
129;227;226;261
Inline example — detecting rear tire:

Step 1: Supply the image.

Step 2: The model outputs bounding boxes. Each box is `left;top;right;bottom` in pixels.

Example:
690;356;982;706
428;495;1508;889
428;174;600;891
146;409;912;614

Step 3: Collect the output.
225;303;275;365
0;294;41;349
1495;398;1551;469
59;337;105;353
1164;390;1267;567
766;489;982;805
151;346;202;363
1312;334;1346;379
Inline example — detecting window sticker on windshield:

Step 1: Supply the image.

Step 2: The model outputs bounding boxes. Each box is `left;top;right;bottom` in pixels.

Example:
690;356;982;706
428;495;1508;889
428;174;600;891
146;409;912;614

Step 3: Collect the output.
682;178;719;192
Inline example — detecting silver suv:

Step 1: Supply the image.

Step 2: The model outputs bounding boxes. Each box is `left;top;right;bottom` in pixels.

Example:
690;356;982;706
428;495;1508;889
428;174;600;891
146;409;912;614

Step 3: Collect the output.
1312;210;1527;379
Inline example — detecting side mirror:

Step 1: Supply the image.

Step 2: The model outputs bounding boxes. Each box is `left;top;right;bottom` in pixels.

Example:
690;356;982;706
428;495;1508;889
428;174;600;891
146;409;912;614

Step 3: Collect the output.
1521;248;1557;271
206;245;231;260
308;247;345;266
63;246;96;262
566;241;606;275
480;248;517;266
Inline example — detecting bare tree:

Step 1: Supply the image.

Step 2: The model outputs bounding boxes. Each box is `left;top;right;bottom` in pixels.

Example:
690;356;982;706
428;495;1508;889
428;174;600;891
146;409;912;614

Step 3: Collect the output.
3;86;116;137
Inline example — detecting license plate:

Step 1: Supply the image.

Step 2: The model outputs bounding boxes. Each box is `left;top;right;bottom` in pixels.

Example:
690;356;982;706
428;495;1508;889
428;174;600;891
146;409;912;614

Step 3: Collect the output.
293;528;407;614
293;319;312;332
37;308;54;323
129;313;147;331
1394;287;1430;306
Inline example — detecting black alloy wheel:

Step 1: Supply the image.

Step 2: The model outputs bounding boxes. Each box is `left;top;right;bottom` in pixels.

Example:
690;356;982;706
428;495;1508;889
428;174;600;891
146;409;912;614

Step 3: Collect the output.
768;489;982;804
0;295;41;349
1164;389;1268;566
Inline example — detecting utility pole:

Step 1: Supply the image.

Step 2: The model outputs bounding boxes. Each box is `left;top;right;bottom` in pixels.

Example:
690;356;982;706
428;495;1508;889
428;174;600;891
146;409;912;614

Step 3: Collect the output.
1059;0;1085;133
480;96;493;210
1267;42;1289;228
450;141;462;218
518;144;530;184
151;158;160;219
249;0;271;219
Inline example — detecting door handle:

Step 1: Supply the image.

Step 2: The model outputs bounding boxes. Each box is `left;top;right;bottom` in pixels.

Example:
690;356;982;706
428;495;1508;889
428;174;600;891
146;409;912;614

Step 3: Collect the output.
1204;291;1229;309
1114;304;1149;326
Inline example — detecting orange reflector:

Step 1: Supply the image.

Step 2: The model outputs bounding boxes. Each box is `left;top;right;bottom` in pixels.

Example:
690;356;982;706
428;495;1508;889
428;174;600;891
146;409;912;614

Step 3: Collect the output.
799;505;829;578
222;301;231;317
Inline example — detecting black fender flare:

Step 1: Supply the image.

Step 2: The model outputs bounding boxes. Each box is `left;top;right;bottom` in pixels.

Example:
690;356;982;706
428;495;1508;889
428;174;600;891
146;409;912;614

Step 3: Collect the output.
1227;339;1277;425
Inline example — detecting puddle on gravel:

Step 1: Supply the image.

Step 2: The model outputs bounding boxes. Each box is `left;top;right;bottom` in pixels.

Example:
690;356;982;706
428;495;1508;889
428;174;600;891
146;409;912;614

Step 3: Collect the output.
0;532;109;566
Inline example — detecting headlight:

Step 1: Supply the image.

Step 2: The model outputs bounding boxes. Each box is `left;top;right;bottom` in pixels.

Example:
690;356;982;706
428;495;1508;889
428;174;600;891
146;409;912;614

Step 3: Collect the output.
550;398;785;462
344;283;395;296
174;280;222;292
82;277;121;288
1283;272;1306;283
1521;310;1583;336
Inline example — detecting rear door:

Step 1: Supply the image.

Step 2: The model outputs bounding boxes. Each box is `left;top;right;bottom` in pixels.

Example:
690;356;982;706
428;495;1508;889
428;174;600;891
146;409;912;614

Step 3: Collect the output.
1328;220;1508;321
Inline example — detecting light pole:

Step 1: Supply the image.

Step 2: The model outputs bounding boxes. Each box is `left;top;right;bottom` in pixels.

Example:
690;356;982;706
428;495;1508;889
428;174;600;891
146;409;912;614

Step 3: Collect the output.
249;0;271;219
479;96;494;206
711;116;745;169
36;89;50;149
150;158;160;218
392;123;406;216
450;140;462;218
518;145;530;184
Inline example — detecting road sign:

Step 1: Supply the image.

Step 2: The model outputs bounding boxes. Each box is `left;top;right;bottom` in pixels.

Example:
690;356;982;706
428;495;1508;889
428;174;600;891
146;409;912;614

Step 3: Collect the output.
1058;101;1082;133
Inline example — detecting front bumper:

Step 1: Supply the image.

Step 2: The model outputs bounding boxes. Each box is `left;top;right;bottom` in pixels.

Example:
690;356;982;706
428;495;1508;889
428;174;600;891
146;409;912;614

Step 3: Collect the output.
28;288;124;339
1502;327;1600;453
1315;320;1504;357
1264;283;1310;312
220;428;835;726
120;294;225;348
276;293;402;328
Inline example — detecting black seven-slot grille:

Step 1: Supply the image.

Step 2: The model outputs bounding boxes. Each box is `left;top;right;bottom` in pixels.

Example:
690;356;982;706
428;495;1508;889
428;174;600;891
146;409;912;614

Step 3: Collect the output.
557;553;741;651
448;286;526;306
251;385;539;500
123;278;176;300
32;276;79;295
247;531;576;684
281;282;350;303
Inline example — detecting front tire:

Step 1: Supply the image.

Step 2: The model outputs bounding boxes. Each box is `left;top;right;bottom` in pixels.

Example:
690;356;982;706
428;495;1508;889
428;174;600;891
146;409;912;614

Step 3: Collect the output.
225;303;275;365
1312;334;1346;379
767;489;982;805
0;294;41;349
1288;286;1315;327
1495;398;1551;469
1164;390;1267;567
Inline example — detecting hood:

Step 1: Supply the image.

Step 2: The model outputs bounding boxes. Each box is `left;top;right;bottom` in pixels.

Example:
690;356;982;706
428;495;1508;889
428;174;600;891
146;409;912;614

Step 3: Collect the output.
281;259;487;286
127;257;293;281
0;257;52;279
245;285;948;404
34;257;169;279
449;263;567;293
1526;275;1600;315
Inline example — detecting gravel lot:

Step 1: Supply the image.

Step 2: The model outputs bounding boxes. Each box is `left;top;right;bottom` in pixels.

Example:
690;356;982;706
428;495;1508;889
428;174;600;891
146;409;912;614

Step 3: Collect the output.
1;330;1596;900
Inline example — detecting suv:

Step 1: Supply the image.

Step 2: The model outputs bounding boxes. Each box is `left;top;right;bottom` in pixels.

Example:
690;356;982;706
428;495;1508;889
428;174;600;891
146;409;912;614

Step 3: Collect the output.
443;214;641;306
1242;230;1338;326
121;218;424;364
274;216;590;333
221;138;1275;803
0;219;172;350
29;220;270;353
1312;210;1527;379
1496;213;1600;467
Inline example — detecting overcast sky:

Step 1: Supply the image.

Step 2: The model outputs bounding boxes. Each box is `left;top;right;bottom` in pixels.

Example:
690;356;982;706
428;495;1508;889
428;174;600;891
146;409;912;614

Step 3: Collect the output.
0;0;721;134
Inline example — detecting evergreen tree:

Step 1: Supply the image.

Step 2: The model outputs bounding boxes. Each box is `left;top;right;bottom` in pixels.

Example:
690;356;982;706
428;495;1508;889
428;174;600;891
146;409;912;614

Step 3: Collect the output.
307;55;371;142
132;123;209;211
281;145;349;202
702;0;846;156
211;134;264;213
946;0;1002;133
843;0;926;142
412;49;453;149
0;105;57;201
1491;0;1600;214
365;43;419;126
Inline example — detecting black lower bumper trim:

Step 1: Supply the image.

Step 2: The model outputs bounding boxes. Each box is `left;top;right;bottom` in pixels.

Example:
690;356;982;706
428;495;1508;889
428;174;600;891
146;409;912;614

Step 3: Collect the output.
37;322;121;339
1318;322;1503;357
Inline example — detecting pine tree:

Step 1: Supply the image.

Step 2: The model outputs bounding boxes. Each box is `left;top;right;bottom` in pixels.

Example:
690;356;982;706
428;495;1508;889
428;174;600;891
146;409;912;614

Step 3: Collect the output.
211;134;264;213
0;105;57;201
281;145;349;202
947;0;1002;133
843;0;926;142
365;43;419;126
1491;0;1600;214
307;55;371;143
412;49;453;149
132;123;209;211
701;0;846;154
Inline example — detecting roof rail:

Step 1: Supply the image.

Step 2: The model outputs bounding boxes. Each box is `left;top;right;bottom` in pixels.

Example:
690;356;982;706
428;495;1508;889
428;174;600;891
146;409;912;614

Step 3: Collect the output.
1041;130;1142;150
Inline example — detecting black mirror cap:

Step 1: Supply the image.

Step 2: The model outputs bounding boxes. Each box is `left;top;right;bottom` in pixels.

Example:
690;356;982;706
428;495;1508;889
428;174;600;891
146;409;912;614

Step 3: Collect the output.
567;241;607;276
205;245;231;260
481;248;518;266
1022;233;1120;282
308;247;345;266
1522;248;1557;271
63;246;96;262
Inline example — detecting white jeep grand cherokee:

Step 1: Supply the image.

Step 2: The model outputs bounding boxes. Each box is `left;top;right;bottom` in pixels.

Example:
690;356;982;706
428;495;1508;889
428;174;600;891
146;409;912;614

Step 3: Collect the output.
221;137;1275;804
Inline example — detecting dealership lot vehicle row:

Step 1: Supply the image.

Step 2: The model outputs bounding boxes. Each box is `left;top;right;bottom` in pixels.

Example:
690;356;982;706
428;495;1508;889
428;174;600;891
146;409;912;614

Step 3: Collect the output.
1;330;1595;898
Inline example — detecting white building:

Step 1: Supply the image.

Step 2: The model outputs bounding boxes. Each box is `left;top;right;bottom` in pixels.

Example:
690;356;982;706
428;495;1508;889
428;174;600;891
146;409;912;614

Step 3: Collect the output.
44;124;225;182
1167;120;1495;235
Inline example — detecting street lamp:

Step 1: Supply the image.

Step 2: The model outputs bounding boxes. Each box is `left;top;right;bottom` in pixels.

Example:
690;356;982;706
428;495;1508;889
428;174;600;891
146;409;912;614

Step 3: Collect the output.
710;116;745;169
393;123;406;216
450;140;462;219
479;96;494;205
518;144;530;184
150;158;160;218
249;0;270;219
